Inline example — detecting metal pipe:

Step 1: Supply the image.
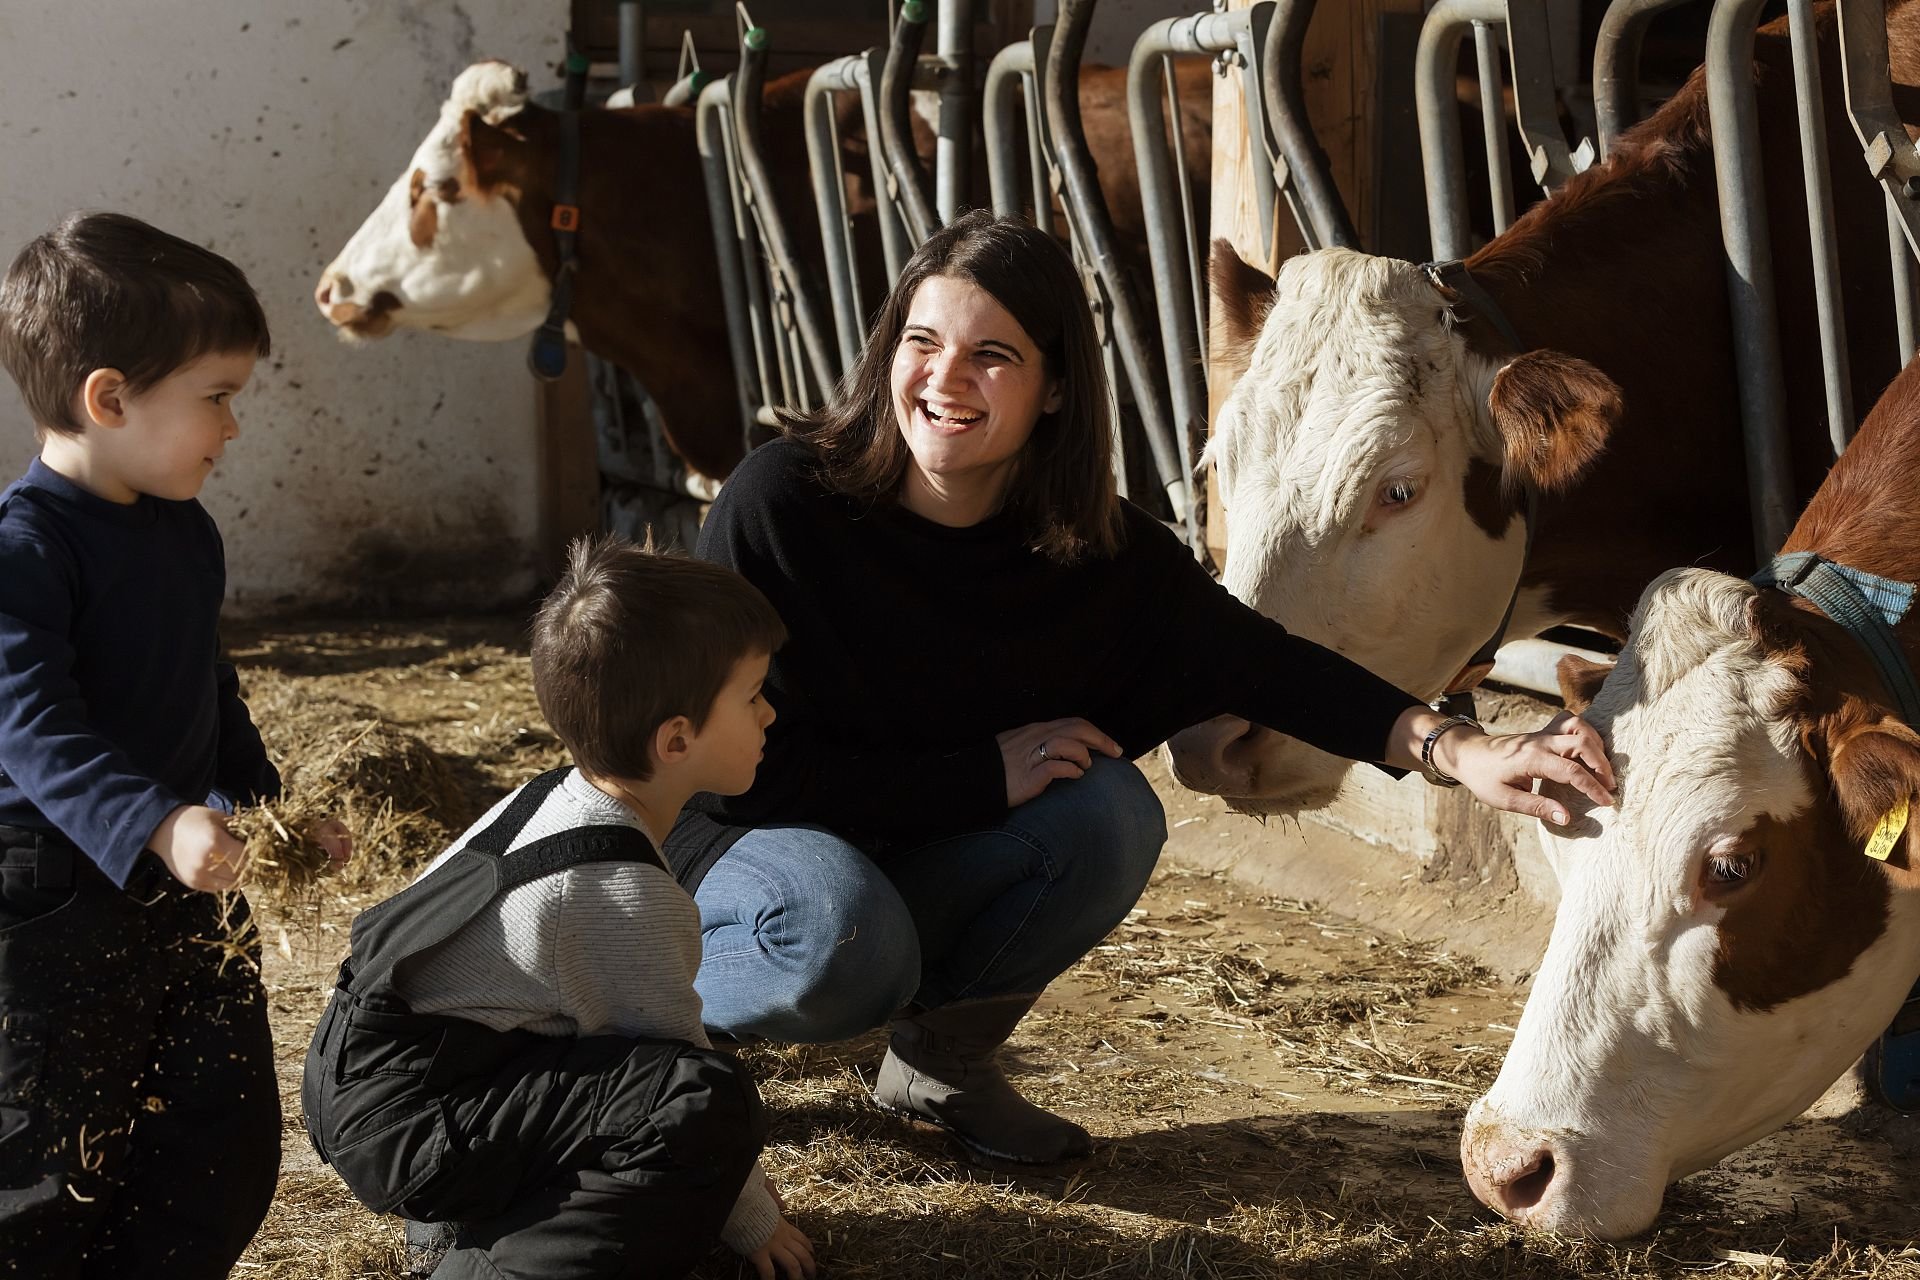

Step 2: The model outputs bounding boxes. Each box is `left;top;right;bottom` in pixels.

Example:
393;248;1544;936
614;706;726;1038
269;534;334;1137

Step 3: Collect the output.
663;70;709;109
1051;0;1190;531
1707;0;1795;557
1503;1;1592;189
732;23;839;396
1416;0;1506;260
1836;0;1920;263
856;48;913;283
1786;0;1853;455
1893;194;1919;361
1263;0;1360;249
1594;0;1695;159
806;57;868;373
1025;25;1058;238
1473;21;1515;235
935;0;976;223
1166;58;1206;348
694;79;764;444
984;39;1033;220
618;2;644;90
1128;15;1225;515
880;0;939;245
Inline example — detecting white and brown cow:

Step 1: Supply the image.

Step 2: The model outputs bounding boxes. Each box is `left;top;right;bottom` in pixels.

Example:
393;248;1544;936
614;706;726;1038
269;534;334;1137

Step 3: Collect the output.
314;58;1212;484
1460;351;1920;1239
1168;1;1918;812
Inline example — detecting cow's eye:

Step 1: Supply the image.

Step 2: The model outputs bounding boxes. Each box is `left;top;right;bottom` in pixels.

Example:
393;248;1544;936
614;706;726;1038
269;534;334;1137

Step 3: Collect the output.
1702;851;1759;898
1379;479;1417;507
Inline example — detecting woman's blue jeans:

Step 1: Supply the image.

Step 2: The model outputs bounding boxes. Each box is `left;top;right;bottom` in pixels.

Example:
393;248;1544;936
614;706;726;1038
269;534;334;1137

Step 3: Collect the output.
692;757;1168;1042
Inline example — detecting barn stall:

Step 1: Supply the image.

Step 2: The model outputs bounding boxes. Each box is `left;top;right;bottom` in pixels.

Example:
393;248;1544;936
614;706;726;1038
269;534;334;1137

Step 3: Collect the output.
7;0;1920;1275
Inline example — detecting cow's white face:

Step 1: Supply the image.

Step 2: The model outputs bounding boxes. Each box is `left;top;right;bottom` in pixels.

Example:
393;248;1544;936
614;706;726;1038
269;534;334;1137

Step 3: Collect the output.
1463;568;1920;1238
1169;248;1625;810
315;62;550;343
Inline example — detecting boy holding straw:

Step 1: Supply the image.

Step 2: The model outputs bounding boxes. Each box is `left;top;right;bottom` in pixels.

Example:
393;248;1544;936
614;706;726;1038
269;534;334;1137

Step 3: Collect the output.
0;211;350;1272
304;535;815;1280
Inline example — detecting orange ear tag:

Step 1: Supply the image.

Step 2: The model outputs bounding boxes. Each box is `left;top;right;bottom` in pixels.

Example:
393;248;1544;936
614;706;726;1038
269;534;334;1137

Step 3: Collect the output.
1866;795;1911;862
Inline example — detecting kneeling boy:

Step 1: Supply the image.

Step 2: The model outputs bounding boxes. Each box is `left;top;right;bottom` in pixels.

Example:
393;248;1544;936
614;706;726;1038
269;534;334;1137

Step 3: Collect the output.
304;536;814;1280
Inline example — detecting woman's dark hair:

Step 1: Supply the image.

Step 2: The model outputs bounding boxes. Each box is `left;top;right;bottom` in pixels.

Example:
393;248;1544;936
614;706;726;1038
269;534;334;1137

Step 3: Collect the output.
784;210;1121;563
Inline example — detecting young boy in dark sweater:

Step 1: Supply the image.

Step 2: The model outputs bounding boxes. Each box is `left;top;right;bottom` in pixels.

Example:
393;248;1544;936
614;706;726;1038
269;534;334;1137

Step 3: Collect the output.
0;211;350;1273
304;536;815;1280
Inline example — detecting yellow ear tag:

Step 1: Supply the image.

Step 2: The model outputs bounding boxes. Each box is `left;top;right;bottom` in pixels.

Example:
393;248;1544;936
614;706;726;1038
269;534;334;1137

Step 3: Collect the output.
1866;795;1911;862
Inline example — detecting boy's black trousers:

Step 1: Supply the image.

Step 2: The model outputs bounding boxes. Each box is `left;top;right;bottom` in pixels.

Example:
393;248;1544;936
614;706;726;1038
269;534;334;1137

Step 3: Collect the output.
0;827;280;1278
307;986;767;1280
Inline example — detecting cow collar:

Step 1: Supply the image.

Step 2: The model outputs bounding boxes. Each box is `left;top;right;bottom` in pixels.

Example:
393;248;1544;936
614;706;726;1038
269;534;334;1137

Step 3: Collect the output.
1422;260;1537;721
1751;551;1920;728
529;51;589;382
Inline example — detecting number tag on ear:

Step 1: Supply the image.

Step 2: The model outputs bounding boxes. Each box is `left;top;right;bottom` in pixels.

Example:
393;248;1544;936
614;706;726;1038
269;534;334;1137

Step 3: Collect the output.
1866;795;1911;862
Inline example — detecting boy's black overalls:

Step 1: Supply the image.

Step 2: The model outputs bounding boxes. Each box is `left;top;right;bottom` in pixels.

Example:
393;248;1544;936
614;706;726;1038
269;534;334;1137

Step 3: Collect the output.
304;770;768;1280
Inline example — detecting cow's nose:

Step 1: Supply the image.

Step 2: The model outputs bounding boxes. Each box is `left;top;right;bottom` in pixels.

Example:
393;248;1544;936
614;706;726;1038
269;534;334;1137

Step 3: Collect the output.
1165;715;1269;792
1462;1128;1564;1222
315;271;359;319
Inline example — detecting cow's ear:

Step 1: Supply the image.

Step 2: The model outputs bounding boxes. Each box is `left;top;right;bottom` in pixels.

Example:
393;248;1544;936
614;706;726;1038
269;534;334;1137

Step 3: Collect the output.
460;109;526;193
1488;350;1623;493
1824;707;1920;866
1556;654;1613;714
1213;239;1274;362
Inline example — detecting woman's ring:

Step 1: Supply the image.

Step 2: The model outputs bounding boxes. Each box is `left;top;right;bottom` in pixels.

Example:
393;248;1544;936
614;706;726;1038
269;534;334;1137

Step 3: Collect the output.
1038;743;1050;762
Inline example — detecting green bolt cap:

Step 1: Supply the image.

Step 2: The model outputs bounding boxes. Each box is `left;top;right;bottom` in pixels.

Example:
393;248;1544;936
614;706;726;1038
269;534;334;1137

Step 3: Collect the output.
744;26;768;51
902;0;925;22
565;51;590;75
690;68;712;91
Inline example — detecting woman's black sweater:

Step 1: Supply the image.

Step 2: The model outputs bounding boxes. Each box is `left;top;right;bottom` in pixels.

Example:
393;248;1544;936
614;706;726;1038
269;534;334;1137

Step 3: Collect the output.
664;437;1418;887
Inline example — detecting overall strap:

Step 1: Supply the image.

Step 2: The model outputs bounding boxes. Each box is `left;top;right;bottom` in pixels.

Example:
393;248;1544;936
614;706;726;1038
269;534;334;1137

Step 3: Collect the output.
463;767;571;856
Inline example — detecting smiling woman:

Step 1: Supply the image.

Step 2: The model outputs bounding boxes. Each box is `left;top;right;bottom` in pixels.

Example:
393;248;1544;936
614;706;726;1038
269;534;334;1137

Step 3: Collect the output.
661;211;1615;1169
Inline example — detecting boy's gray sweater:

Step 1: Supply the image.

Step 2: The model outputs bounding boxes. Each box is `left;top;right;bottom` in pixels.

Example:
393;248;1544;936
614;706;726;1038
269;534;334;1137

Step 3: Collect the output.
395;769;780;1255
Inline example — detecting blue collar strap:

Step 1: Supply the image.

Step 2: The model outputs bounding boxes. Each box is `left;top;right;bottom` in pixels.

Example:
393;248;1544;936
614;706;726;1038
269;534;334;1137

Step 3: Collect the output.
1752;551;1920;728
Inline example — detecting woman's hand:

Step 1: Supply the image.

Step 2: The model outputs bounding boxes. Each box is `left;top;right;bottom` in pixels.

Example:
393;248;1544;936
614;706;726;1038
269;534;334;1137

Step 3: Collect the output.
995;717;1123;806
1430;711;1615;826
748;1216;816;1280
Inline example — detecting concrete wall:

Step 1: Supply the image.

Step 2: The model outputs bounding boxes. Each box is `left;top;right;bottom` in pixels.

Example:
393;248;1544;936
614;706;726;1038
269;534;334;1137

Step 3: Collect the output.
0;1;566;612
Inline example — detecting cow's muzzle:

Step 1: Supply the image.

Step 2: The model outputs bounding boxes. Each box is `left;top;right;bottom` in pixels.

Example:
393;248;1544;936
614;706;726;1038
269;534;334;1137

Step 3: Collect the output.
315;271;400;338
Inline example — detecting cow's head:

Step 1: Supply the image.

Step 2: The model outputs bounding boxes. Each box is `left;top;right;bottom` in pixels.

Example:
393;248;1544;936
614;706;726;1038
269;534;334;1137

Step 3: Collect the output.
1462;567;1920;1237
1166;245;1622;811
315;61;552;342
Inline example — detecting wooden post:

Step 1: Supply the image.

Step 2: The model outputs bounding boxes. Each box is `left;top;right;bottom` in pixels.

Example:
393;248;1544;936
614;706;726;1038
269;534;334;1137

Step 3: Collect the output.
1205;0;1421;561
535;351;602;583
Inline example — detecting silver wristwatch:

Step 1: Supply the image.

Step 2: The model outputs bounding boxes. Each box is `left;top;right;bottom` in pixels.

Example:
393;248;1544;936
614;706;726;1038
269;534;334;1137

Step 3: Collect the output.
1420;713;1480;787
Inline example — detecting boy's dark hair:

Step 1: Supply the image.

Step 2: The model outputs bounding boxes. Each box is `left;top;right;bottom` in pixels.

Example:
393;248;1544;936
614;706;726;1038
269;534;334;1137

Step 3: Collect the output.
0;211;272;436
531;534;787;782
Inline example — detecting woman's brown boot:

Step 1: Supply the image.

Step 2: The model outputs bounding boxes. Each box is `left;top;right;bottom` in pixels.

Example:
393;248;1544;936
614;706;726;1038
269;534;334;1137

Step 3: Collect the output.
872;993;1092;1164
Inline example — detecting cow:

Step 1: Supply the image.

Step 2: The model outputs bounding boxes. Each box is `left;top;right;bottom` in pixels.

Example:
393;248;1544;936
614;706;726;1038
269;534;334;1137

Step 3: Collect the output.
1458;348;1920;1239
314;58;1213;484
1166;1;1919;814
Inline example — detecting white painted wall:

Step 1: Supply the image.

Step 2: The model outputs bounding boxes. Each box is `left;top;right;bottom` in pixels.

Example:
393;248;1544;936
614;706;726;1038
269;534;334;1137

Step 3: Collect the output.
0;0;565;612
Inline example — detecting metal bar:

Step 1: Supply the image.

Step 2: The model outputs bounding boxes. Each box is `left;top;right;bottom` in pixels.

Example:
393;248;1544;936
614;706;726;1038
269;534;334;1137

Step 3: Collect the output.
732;23;840;395
1166;57;1207;349
618;3;644;90
935;0;976;223
1025;25;1058;238
1503;0;1593;189
880;0;939;245
1129;9;1249;507
1707;0;1795;558
1836;0;1920;262
1052;0;1191;533
1594;0;1696;159
1786;0;1854;455
695;79;766;445
984;39;1033;220
1894;193;1919;360
1263;0;1360;249
1474;21;1515;235
1416;0;1505;260
1234;5;1282;261
857;48;913;283
806;57;869;373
